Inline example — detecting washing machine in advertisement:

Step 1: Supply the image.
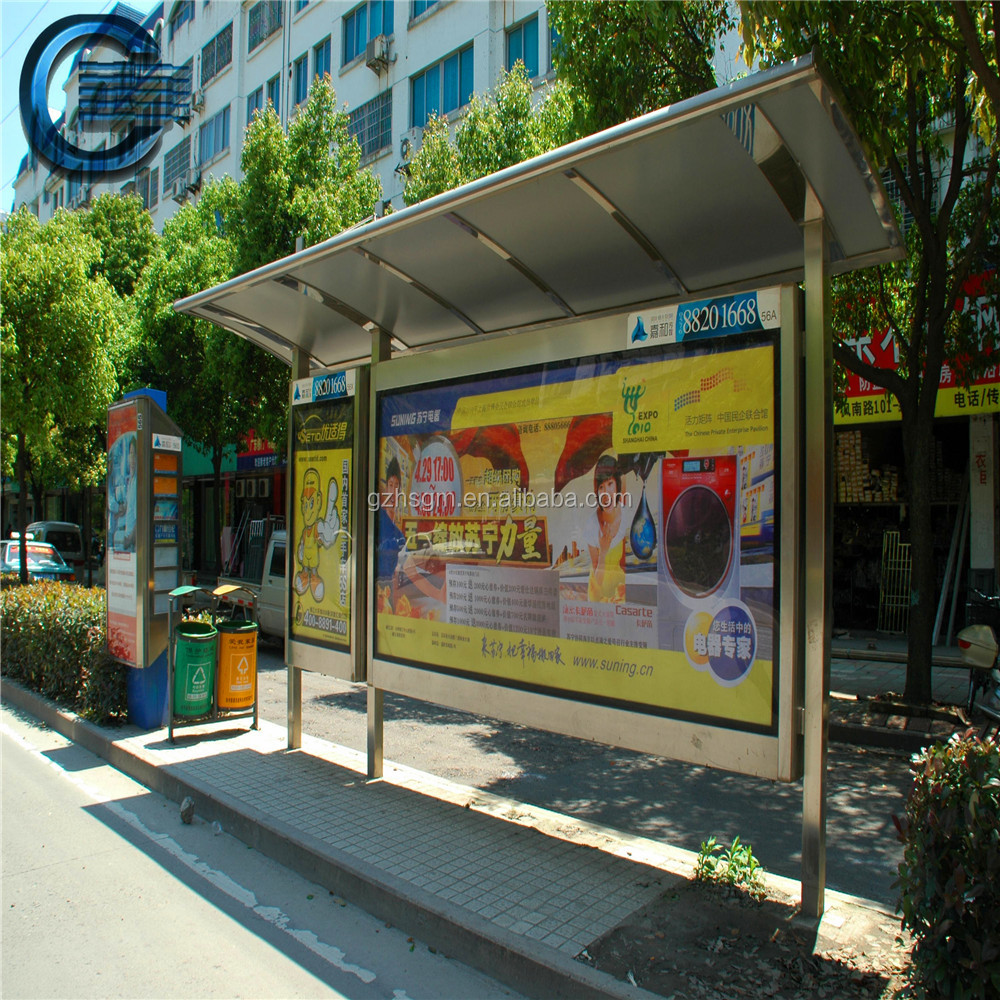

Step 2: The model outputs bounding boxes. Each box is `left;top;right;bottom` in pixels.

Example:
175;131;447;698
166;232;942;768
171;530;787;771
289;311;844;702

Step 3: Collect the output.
658;455;756;686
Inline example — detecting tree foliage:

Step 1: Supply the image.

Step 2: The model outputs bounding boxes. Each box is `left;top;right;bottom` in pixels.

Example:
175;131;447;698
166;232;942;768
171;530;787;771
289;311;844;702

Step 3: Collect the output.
403;64;579;206
82;192;158;298
548;0;736;134
1;207;121;577
741;1;1000;702
231;76;382;273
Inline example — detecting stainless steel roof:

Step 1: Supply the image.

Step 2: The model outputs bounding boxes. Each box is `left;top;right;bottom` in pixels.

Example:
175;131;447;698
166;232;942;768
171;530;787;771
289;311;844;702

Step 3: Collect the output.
174;52;902;368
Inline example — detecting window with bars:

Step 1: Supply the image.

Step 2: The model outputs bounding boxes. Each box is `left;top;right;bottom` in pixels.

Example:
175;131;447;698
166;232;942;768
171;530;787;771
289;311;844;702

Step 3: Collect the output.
506;15;538;77
163;135;191;188
344;1;394;64
348;90;391;159
199;105;231;164
201;22;233;85
411;44;473;127
248;0;283;53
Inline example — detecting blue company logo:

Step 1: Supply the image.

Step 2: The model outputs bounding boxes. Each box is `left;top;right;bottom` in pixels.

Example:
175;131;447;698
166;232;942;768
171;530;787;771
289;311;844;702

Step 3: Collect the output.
20;13;190;180
631;316;648;343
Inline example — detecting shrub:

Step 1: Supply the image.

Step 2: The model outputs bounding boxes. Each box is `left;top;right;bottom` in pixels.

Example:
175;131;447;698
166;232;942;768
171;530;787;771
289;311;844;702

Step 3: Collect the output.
894;734;1000;999
0;583;127;723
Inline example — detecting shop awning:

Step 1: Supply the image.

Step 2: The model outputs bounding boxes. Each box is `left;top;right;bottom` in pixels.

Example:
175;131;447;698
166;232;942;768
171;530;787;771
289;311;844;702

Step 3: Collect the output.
174;52;902;368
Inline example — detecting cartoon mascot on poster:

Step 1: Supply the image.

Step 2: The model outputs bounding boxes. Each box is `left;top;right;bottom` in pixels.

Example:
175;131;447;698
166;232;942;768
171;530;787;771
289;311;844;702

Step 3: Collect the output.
294;468;341;601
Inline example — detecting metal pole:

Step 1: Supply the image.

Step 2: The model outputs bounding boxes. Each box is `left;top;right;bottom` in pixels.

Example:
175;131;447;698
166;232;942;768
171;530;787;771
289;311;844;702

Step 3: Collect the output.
286;347;310;749
801;216;832;918
367;327;391;780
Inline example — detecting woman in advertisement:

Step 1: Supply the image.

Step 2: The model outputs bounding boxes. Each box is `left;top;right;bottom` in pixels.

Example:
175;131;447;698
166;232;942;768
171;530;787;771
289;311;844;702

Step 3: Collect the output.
584;453;628;603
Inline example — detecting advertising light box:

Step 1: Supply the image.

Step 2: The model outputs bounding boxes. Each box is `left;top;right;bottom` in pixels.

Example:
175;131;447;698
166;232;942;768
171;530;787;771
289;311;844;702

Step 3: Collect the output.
374;334;779;735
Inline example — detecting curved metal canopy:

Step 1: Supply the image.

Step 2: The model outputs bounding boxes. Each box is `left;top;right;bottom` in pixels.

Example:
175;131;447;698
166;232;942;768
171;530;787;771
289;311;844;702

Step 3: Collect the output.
174;52;902;368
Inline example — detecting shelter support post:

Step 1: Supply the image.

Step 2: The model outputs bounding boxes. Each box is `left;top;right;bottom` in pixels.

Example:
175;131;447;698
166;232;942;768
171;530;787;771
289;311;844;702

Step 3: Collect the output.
367;328;392;780
801;217;832;918
286;347;310;750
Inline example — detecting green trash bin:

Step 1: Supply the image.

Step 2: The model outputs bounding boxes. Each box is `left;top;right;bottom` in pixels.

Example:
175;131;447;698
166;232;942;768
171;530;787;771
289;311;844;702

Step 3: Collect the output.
174;620;217;717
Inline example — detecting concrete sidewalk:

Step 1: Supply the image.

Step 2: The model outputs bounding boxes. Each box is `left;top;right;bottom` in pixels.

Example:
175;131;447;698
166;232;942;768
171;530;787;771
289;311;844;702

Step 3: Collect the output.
1;678;902;1000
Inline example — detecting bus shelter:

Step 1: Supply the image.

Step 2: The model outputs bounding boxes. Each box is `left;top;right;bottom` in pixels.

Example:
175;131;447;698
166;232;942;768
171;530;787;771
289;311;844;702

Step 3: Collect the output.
175;52;903;916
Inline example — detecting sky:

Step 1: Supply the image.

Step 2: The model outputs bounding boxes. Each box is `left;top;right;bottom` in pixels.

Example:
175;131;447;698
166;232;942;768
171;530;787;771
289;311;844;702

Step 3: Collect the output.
1;0;159;214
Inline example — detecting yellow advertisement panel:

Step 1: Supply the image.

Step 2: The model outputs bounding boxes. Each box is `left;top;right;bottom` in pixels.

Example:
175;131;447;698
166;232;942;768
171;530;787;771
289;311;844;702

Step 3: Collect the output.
290;398;353;649
375;339;778;732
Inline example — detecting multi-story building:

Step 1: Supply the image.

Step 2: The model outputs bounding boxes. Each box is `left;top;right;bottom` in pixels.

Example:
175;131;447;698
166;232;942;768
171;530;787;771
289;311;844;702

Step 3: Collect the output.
12;0;560;226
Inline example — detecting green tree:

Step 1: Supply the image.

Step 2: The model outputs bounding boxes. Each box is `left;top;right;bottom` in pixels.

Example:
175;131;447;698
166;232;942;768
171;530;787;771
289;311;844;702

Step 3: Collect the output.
82;192;158;298
741;1;1000;703
129;184;287;572
548;0;736;134
1;207;120;580
231;75;382;274
403;63;578;206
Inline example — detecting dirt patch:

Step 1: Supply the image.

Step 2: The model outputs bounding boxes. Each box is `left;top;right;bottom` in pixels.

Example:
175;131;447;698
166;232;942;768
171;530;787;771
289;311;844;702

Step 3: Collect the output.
580;881;913;999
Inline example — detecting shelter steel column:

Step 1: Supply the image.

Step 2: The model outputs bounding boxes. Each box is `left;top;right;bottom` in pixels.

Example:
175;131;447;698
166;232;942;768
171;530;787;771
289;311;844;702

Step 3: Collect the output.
287;347;310;750
801;216;832;918
367;328;392;780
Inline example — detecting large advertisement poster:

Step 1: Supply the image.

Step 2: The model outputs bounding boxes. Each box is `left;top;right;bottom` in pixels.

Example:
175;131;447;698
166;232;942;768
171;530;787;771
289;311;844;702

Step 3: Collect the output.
290;372;355;649
375;337;778;732
107;403;138;664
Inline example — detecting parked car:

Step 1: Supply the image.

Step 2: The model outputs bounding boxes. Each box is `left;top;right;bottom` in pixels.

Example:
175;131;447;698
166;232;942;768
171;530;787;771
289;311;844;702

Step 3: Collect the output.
1;540;77;582
24;521;85;572
216;529;286;640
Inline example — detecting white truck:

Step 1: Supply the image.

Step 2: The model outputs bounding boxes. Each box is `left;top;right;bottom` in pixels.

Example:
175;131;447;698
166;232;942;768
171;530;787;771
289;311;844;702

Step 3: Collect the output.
215;529;287;641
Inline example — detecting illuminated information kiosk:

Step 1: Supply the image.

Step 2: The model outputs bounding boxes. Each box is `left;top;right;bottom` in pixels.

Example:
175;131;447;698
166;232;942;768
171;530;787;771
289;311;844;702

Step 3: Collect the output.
107;392;183;728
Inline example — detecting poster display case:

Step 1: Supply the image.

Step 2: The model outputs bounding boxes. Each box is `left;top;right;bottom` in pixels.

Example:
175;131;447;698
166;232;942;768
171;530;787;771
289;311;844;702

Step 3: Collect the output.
371;287;801;779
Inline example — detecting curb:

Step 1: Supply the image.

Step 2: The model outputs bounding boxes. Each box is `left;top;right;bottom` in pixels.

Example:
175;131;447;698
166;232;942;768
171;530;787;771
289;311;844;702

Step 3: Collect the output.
1;679;659;1000
829;721;951;753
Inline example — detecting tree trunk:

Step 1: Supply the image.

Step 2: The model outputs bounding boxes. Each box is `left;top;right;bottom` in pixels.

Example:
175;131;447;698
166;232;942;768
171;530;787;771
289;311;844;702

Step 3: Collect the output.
901;409;935;704
212;445;224;578
16;433;28;585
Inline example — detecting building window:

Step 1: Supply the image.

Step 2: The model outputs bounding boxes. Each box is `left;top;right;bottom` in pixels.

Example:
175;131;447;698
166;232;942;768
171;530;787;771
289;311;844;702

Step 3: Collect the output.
411;0;439;18
293;54;309;105
199;105;231;163
163;135;191;188
138;167;158;210
506;15;539;77
411;44;473;127
201;22;233;85
247;86;264;121
248;0;282;53
348;90;391;158
344;1;394;65
314;37;331;80
266;74;280;109
295;0;309;11
549;24;561;71
169;0;195;43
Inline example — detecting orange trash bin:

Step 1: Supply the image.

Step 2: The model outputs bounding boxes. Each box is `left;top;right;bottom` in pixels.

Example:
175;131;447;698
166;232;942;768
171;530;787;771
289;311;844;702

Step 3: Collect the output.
215;619;257;710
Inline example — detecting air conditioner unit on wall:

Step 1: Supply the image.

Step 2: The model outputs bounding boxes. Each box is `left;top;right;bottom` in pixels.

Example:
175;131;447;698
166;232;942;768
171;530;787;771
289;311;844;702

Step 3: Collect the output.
245;478;257;499
365;34;391;73
191;89;205;112
257;478;271;498
184;168;202;192
235;478;245;497
169;176;188;203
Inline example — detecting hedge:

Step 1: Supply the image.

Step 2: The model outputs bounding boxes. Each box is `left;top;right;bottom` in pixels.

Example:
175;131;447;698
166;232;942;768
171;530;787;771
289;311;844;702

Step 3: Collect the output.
895;733;1000;999
0;582;127;723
